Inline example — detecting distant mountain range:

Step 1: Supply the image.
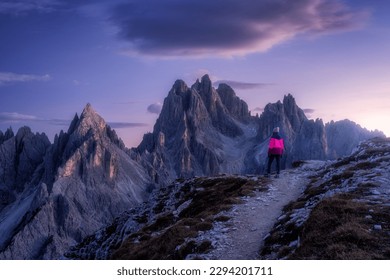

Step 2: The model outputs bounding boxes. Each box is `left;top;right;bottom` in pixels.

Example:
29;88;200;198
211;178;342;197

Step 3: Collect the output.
0;75;384;259
133;74;384;181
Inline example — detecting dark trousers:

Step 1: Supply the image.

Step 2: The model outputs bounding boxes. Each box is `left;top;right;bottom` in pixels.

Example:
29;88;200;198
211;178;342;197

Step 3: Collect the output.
267;154;281;174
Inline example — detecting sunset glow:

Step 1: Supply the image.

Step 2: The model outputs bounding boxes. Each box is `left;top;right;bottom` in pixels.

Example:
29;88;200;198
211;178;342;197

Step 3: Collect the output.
1;0;389;147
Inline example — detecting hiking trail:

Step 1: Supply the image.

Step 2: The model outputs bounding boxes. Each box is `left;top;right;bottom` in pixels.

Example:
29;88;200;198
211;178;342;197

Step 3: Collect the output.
197;162;324;260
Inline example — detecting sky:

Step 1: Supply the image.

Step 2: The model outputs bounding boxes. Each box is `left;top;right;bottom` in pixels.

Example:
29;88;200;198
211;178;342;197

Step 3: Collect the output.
1;0;390;148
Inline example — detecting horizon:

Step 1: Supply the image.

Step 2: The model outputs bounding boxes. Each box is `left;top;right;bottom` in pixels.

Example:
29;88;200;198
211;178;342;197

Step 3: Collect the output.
1;0;390;147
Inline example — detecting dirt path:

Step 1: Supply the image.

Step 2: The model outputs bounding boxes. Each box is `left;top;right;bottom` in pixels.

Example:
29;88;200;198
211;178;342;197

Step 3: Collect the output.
197;163;323;260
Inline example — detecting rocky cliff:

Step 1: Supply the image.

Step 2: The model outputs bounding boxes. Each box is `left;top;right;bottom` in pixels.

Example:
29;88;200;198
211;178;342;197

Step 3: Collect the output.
67;137;390;260
0;75;385;260
134;76;384;179
0;127;50;212
0;104;152;259
134;75;257;184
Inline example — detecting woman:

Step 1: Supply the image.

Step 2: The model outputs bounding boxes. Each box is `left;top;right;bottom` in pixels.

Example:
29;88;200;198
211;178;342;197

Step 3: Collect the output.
266;127;284;178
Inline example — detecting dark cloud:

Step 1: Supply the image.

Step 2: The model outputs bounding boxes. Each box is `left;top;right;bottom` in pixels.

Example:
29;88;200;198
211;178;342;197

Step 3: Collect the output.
303;108;315;114
0;0;61;14
215;80;272;90
108;122;149;129
0;0;115;16
111;0;369;57
147;103;162;114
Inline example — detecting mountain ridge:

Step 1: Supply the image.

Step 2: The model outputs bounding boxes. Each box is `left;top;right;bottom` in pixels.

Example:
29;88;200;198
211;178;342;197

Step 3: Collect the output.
0;75;386;259
66;137;390;260
0;104;151;259
134;75;384;182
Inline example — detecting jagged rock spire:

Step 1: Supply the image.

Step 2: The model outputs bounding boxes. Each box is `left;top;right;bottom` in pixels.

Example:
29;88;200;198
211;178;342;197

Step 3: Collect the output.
72;103;107;138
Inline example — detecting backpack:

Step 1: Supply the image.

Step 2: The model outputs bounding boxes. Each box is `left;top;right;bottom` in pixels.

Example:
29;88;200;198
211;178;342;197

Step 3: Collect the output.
268;138;284;155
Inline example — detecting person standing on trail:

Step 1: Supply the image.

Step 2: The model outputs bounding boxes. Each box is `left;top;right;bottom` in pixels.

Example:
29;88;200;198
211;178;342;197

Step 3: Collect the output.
266;127;284;178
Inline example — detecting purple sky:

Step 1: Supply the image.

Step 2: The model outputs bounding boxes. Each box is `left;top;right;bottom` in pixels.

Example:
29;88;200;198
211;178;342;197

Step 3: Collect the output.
1;0;389;147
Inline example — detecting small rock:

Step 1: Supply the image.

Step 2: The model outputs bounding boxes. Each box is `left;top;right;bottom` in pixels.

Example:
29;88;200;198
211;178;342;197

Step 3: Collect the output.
374;225;382;231
250;227;257;232
365;215;373;219
263;233;270;241
278;214;287;221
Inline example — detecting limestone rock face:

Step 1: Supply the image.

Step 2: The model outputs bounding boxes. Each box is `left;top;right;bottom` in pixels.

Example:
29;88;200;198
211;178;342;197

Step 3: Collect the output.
325;119;385;159
217;83;250;122
0;76;385;260
135;77;385;181
0;105;151;260
135;75;258;183
0;127;50;212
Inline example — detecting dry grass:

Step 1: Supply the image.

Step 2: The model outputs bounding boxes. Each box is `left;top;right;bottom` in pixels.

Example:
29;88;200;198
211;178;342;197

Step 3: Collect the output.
261;193;390;260
260;138;390;260
290;194;390;259
346;161;380;171
111;176;267;259
261;154;390;260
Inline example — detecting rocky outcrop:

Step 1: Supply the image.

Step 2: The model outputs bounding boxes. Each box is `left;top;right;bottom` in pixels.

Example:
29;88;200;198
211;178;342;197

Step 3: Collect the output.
66;137;390;260
65;175;266;260
0;127;50;212
325;119;384;159
0;76;385;260
252;94;384;170
0;105;152;259
134;75;258;183
134;77;384;180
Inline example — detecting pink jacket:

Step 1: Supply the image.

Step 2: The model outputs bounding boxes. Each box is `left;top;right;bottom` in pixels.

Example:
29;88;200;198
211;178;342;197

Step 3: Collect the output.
268;137;284;155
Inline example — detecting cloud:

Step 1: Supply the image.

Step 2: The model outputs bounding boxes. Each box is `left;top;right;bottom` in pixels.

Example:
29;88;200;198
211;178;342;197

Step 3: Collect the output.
303;108;315;114
0;72;51;85
0;0;63;14
303;108;316;118
0;112;149;129
111;0;370;57
0;112;40;122
0;0;117;16
214;80;273;90
147;102;162;114
108;122;149;129
0;112;71;126
47;119;72;126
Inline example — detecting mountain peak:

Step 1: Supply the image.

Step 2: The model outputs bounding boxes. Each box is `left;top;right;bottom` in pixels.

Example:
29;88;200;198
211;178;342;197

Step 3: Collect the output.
81;103;96;117
201;74;211;83
200;74;212;92
73;103;107;137
172;79;188;94
0;127;14;144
